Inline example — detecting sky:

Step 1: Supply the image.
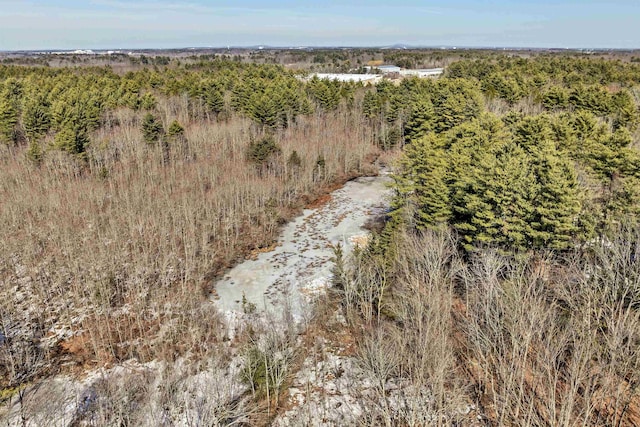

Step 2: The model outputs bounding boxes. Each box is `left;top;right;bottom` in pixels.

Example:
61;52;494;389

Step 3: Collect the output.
0;0;638;51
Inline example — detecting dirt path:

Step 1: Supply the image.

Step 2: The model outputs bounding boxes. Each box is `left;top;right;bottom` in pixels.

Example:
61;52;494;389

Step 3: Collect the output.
213;172;392;319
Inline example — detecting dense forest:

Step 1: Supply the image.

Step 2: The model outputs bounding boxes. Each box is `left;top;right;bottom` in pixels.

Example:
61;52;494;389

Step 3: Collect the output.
339;55;640;426
1;51;640;425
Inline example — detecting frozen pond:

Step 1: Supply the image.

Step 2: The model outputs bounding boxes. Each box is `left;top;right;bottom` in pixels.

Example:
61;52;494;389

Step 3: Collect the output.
213;172;392;318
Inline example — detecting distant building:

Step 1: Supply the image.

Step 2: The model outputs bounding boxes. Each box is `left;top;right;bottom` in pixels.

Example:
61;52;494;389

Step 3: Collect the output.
307;73;383;84
51;49;96;55
376;65;401;73
399;68;444;78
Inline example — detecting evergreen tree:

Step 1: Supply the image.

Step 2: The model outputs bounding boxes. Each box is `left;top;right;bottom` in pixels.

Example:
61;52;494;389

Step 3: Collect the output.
393;134;451;229
287;150;302;178
231;81;253;113
163;120;186;163
287;150;302;170
384;93;403;124
451;142;538;251
431;81;483;133
0;94;19;145
53;126;89;155
167;120;185;139
26;140;44;164
542;87;569;110
403;98;434;143
603;176;640;221
247;135;281;166
22;96;51;140
570;110;600;141
298;95;314;116
511;115;554;155
203;84;224;115
362;90;380;119
142;113;164;144
140;92;157;110
530;151;581;249
610;90;638;130
307;78;340;111
249;93;279;129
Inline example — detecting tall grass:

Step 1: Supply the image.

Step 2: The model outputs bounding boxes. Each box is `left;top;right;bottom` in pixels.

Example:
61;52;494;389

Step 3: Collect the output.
0;98;378;386
340;227;640;425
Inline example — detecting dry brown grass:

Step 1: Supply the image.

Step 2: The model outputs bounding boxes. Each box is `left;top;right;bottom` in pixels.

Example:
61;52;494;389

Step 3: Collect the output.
335;230;473;425
0;97;378;387
337;226;640;426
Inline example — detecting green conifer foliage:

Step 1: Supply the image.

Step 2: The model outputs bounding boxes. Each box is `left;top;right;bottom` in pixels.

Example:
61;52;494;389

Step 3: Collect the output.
140;92;157;111
247;135;281;166
53;126;89;155
393;134;451;229
530;147;582;248
307;78;341;111
394;113;587;252
431;80;484;132
163;119;187;163
167;120;185;138
403;98;435;143
512;115;555;155
362;90;380;120
22;96;51;140
542;87;570;110
286;150;303;178
200;80;225;115
26;140;43;164
452;142;538;250
610;90;638;130
249;93;279;129
0;94;19;145
142;113;164;144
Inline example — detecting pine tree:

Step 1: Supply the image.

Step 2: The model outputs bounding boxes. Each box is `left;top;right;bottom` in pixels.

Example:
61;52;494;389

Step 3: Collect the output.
140;92;157;110
231;81;253;113
384;93;402;124
26;140;44;164
362;90;380;120
570;110;600;141
307;78;340;111
403;98;435;143
167;120;185;140
512;115;555;156
249;93;279;129
431;81;483;133
610;90;638;130
53;126;89;155
247;135;281;166
287;150;302;173
530;151;581;249
392;135;451;229
22;96;51;141
542;86;569;110
454;142;538;250
0;94;19;145
298;95;314;116
142;113;164;144
203;84;224;115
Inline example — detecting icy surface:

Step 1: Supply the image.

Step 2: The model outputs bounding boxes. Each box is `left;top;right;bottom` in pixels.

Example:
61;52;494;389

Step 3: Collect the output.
214;174;391;318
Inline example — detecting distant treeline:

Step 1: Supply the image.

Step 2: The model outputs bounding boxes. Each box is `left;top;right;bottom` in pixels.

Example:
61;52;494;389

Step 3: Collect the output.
1;55;638;252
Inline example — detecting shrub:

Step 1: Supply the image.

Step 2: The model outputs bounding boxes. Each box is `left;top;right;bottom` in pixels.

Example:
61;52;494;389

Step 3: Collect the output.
247;135;281;167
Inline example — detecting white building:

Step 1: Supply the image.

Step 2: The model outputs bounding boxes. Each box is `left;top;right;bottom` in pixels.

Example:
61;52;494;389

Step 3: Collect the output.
399;68;444;78
308;73;383;84
376;65;401;73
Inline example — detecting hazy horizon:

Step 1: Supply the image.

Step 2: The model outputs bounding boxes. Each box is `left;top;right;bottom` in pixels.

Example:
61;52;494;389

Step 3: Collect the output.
1;0;639;51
